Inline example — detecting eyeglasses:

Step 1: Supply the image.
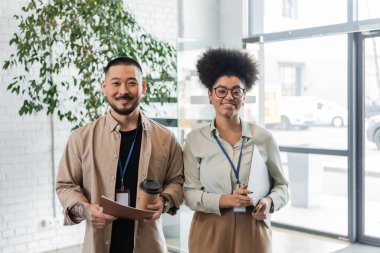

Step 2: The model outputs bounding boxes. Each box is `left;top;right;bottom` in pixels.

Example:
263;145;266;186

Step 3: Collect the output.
213;86;245;99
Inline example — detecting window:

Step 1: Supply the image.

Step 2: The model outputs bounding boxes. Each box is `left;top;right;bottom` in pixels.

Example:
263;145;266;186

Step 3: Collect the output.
279;63;304;96
282;0;297;18
248;0;347;34
246;0;380;246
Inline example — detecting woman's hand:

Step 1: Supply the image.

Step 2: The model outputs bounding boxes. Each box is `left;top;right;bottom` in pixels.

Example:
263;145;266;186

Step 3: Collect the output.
252;196;272;220
219;187;253;208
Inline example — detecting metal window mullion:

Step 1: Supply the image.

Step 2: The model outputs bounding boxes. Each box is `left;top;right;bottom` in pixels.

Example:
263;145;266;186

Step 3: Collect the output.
347;0;358;23
357;31;380;247
279;146;347;156
347;31;360;243
243;19;380;44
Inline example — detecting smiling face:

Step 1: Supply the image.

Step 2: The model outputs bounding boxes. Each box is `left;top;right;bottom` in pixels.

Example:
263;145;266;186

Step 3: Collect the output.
102;64;147;116
208;75;246;119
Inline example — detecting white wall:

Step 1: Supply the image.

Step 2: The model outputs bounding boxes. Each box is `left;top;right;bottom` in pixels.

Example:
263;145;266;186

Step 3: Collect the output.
0;0;178;252
178;0;245;50
219;0;245;49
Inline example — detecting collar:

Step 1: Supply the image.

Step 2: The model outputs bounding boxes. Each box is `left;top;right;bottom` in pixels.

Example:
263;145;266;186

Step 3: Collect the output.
105;110;151;133
209;118;254;140
106;111;119;132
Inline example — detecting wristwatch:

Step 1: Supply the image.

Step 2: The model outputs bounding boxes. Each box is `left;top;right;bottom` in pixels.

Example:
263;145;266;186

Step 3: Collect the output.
161;194;171;213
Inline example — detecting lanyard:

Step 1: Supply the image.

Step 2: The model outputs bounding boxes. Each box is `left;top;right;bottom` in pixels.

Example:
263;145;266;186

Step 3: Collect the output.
118;127;139;191
213;131;245;186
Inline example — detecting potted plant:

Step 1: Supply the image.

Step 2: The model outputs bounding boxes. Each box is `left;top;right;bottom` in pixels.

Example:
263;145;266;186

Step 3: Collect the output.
3;0;177;129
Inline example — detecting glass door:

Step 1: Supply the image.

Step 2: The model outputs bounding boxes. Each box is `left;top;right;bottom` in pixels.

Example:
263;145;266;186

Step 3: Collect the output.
245;34;350;238
359;30;380;246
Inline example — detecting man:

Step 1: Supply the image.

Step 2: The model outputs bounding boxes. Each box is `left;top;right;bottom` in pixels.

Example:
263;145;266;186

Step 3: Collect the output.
56;56;184;253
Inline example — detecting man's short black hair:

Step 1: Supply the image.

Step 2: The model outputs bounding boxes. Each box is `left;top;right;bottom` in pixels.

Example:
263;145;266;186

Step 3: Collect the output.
104;56;143;75
196;48;258;91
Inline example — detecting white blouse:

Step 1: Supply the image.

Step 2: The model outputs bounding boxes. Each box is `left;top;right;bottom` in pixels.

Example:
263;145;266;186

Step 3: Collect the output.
183;119;289;216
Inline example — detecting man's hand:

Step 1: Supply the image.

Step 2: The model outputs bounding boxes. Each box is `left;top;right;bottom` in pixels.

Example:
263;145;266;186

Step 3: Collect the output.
70;202;117;229
144;197;164;222
252;196;272;220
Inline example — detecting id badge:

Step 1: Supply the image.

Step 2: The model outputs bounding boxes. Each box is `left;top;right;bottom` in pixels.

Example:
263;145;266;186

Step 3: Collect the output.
233;185;247;213
233;207;246;213
116;189;130;206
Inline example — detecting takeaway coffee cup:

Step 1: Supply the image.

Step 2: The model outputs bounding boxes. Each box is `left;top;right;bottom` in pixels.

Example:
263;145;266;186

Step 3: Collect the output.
138;179;162;210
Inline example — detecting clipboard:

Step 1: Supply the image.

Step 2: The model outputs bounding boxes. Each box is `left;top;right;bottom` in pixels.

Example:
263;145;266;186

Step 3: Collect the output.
247;145;271;206
99;195;155;220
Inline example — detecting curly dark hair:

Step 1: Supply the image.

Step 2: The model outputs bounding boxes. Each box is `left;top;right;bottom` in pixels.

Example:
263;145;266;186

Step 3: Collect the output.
196;48;258;91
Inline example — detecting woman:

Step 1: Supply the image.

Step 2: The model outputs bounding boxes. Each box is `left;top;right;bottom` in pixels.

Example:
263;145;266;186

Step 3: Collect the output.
183;48;289;253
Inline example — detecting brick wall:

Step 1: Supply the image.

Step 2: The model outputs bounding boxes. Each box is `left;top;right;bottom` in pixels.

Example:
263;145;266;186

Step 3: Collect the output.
0;0;178;252
127;0;178;46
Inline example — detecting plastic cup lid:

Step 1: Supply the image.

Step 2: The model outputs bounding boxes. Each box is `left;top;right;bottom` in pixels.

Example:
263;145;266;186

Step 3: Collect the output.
139;179;162;194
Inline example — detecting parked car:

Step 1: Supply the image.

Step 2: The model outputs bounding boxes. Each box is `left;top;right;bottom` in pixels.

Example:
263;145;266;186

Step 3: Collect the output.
367;115;380;150
365;102;380;118
278;96;347;129
313;98;347;127
277;96;316;129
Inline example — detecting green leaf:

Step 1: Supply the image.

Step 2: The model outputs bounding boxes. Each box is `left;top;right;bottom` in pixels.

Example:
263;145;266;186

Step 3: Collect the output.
5;0;177;129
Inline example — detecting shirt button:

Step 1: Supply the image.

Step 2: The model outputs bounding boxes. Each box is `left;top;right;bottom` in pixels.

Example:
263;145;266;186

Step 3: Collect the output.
114;154;118;159
106;240;110;245
111;176;115;180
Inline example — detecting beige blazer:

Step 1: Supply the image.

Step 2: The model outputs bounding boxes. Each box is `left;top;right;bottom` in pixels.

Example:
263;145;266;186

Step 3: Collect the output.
56;112;184;253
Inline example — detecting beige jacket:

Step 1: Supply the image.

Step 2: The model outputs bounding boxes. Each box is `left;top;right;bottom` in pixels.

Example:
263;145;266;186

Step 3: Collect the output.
56;112;184;253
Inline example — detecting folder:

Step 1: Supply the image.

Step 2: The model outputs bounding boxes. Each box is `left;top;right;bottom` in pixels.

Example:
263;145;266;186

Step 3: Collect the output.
99;195;155;220
247;145;271;206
